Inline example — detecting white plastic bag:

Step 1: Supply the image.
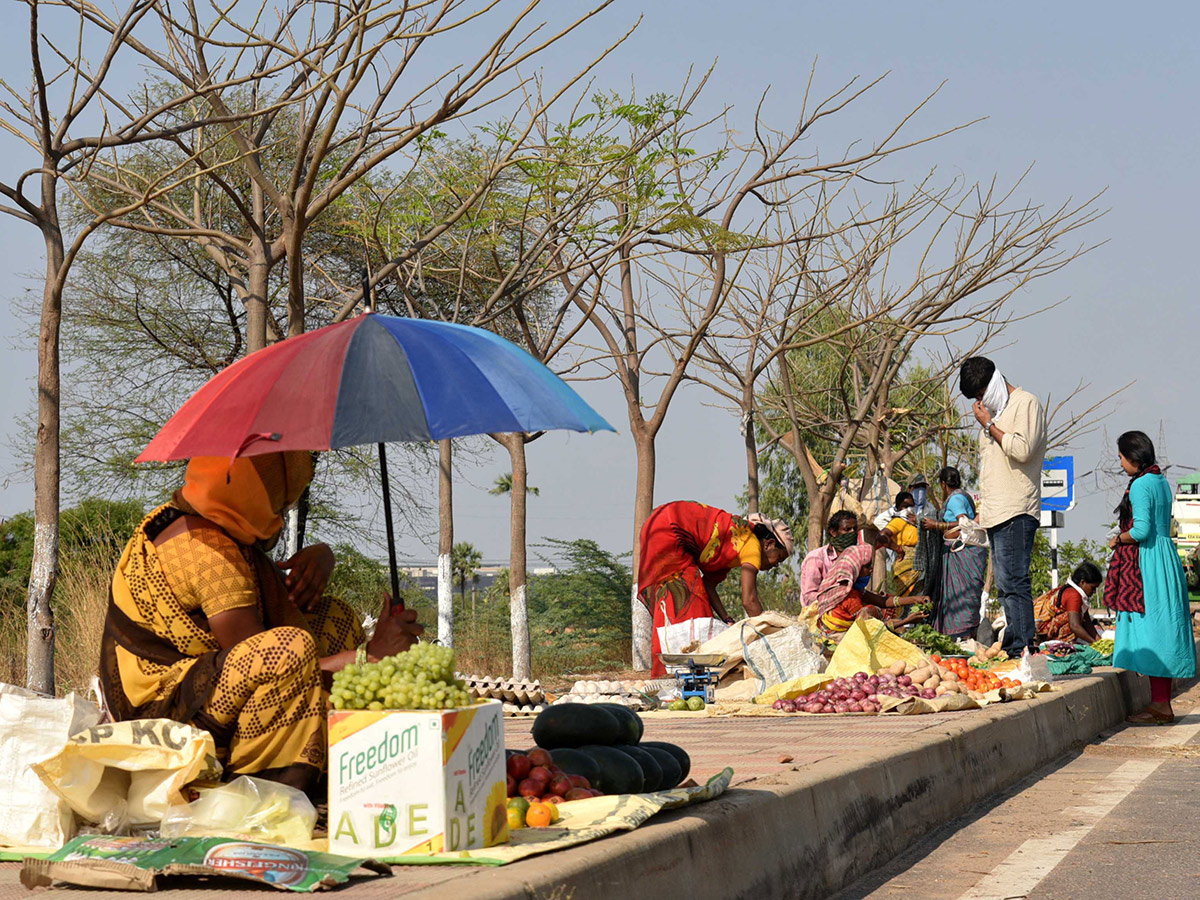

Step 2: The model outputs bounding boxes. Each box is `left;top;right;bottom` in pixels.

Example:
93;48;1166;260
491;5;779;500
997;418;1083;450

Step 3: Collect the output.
1016;648;1054;684
656;600;727;654
0;683;101;849
161;775;316;845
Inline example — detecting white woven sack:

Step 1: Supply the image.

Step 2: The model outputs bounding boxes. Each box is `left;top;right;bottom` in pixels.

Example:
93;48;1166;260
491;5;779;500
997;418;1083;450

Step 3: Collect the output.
0;683;101;849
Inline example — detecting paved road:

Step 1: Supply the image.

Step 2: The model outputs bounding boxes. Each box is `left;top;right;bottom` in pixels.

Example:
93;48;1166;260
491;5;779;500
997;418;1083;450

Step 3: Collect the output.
833;678;1200;900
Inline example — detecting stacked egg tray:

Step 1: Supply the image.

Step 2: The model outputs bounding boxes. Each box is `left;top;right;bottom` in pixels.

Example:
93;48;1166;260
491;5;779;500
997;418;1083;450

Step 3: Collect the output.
551;679;661;712
461;675;547;717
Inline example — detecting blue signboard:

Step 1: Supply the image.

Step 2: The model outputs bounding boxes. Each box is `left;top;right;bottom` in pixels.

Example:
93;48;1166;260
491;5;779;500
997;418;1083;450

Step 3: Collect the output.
1041;456;1074;512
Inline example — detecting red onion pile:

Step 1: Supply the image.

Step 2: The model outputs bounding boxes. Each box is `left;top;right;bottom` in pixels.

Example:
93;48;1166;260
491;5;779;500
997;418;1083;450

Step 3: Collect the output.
770;670;933;714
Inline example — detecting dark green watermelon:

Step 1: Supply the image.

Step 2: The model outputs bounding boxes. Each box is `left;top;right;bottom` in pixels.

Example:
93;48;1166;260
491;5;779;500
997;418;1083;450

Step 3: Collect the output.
611;744;663;791
577;744;645;794
640;741;690;782
532;703;621;749
595;703;644;744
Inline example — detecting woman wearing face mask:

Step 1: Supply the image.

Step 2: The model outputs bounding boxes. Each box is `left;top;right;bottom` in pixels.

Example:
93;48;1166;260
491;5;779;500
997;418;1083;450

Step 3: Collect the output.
1105;431;1196;724
99;453;424;793
1034;561;1103;645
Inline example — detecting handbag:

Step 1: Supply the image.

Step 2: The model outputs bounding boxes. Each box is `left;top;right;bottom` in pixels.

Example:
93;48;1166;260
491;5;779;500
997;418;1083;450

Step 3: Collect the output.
1103;490;1145;614
1104;543;1144;613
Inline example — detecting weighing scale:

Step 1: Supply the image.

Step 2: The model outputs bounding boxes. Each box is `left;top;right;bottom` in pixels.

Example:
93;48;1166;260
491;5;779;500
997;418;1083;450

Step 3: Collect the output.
660;653;725;703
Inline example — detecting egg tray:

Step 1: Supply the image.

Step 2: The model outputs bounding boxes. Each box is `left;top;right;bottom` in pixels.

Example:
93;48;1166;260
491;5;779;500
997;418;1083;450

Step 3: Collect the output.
501;702;548;717
460;674;545;707
552;692;658;712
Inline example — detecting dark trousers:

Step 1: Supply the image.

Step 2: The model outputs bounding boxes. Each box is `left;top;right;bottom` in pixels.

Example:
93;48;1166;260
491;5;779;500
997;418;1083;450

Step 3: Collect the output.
988;513;1038;657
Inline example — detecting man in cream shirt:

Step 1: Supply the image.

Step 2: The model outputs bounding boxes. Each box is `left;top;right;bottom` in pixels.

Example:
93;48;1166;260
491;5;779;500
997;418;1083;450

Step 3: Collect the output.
959;357;1047;657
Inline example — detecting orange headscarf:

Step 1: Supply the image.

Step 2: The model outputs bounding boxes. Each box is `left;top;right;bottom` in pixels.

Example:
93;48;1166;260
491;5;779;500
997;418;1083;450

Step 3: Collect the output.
174;452;314;547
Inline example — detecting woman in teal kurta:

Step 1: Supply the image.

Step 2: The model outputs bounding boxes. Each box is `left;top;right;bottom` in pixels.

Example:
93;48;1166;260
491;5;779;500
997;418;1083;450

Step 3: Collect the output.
1109;431;1196;724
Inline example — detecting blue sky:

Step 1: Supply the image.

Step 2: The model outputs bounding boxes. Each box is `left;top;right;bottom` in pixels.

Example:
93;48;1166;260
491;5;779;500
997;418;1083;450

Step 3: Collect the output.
2;2;1196;564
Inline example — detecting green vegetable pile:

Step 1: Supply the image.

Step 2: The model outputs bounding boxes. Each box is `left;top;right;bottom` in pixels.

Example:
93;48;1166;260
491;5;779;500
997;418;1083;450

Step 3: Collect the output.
903;624;962;656
1091;638;1115;655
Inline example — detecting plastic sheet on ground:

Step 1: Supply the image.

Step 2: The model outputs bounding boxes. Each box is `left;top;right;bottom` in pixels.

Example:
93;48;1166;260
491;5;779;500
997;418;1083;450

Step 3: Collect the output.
21;835;389;892
878;681;1053;714
710;681;1053;718
12;770;735;871
369;767;733;866
750;674;833;707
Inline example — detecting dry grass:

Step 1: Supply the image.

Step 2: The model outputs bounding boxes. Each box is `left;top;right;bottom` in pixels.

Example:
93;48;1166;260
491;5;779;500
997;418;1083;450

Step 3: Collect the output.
1;518;121;696
0;605;24;687
53;543;112;694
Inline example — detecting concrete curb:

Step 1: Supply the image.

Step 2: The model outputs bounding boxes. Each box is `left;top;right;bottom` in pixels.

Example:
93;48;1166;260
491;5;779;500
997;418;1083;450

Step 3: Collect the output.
418;666;1157;900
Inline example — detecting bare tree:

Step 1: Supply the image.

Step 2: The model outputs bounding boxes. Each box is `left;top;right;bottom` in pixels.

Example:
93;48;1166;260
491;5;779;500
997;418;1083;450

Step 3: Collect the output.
758;173;1103;551
71;0;622;344
0;0;292;691
683;179;947;520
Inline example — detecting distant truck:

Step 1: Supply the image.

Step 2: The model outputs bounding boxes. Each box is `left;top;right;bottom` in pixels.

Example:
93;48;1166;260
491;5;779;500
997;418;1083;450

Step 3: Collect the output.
1172;473;1200;592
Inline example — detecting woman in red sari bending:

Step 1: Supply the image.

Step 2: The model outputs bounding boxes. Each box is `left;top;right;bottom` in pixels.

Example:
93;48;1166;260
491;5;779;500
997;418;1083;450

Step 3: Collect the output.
638;501;793;676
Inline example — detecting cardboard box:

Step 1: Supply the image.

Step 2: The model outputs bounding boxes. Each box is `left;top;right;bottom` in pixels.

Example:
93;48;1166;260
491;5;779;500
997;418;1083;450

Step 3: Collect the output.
327;699;509;857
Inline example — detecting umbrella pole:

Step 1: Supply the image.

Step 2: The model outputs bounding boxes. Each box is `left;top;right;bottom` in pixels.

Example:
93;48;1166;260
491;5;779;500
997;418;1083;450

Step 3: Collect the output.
378;442;402;606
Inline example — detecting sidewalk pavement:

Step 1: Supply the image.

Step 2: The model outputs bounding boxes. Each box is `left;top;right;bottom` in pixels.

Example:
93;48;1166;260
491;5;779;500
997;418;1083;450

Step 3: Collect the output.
2;658;1180;900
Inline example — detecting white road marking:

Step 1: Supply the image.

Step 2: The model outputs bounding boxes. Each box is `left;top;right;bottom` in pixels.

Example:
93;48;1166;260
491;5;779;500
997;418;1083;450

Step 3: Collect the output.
957;702;1200;900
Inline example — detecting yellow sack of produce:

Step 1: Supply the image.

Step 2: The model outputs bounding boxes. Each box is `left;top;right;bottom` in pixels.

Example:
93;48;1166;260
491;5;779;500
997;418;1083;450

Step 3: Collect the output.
33;719;221;830
754;673;832;705
825;618;927;678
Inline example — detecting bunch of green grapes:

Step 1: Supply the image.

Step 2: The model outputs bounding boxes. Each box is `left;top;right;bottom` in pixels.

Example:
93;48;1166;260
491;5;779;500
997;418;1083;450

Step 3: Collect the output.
330;643;472;711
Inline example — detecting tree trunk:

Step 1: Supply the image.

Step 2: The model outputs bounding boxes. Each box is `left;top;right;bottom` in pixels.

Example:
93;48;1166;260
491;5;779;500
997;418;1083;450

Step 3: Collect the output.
630;429;656;671
807;481;839;554
437;439;454;647
743;406;760;514
244;188;270;354
502;434;532;680
278;507;301;562
284;217;305;338
26;195;64;695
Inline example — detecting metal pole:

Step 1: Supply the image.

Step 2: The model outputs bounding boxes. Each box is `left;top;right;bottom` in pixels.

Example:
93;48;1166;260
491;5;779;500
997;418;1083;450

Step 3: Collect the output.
378;441;402;607
362;267;373;313
1050;525;1060;589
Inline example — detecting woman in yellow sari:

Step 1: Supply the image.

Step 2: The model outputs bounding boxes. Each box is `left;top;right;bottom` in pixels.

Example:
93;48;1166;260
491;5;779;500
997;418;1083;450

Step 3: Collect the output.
99;452;422;793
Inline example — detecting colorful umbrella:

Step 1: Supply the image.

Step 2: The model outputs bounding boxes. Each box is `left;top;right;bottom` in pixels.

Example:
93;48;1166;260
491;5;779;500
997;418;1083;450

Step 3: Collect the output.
138;313;614;596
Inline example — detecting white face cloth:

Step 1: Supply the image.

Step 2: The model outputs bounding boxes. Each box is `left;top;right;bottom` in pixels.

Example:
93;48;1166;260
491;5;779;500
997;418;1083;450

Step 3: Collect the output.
1066;577;1093;600
981;368;1009;419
